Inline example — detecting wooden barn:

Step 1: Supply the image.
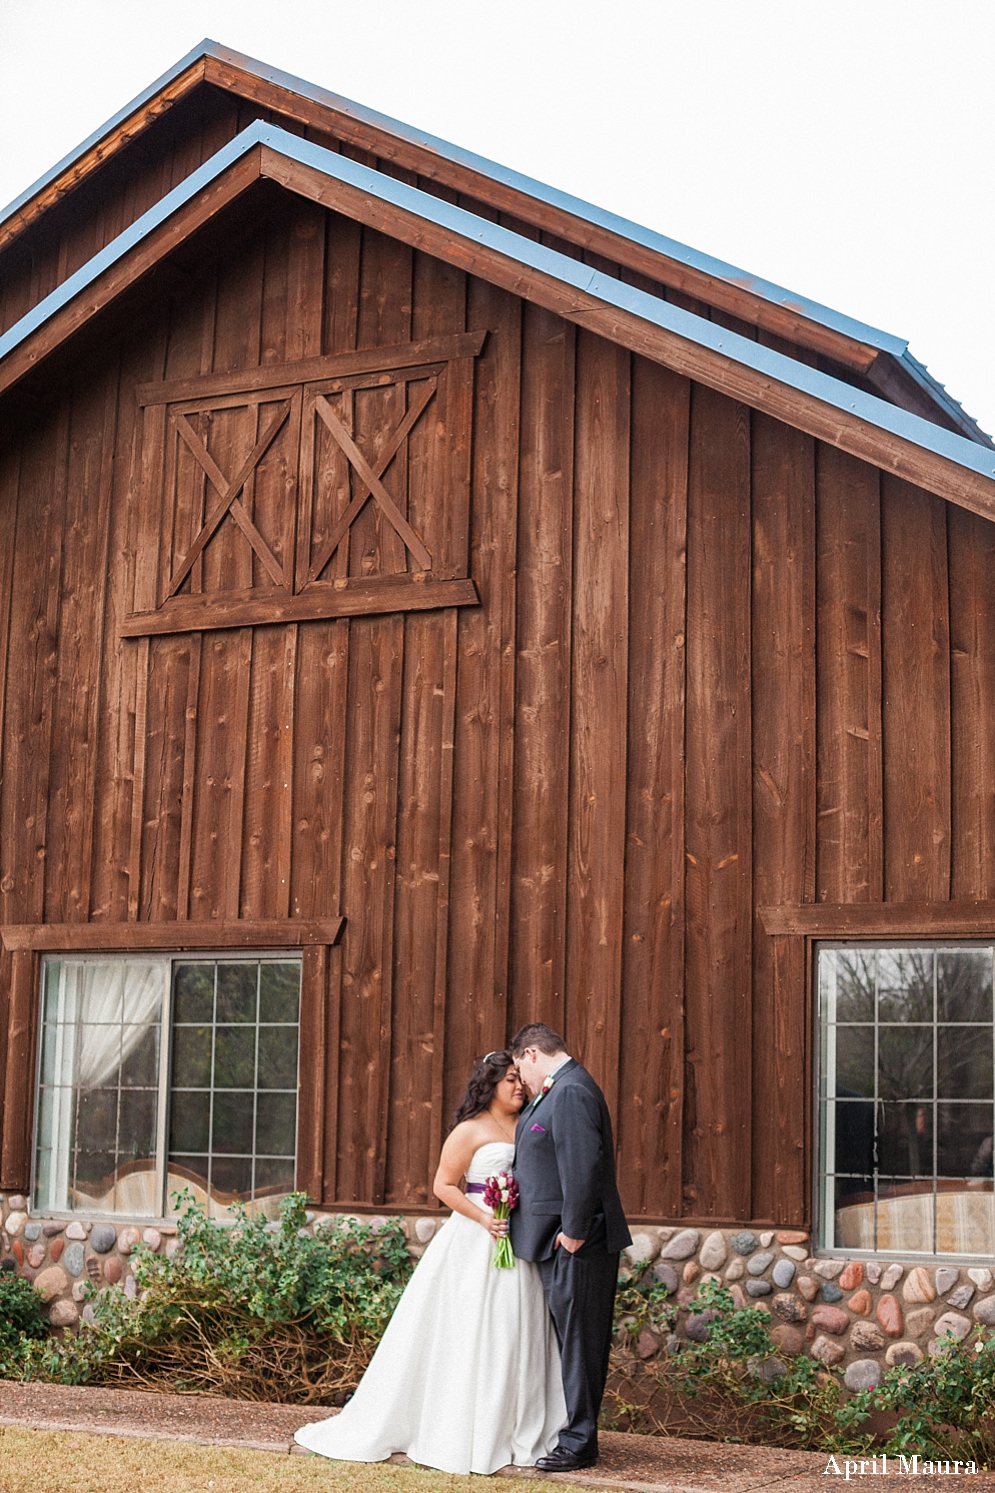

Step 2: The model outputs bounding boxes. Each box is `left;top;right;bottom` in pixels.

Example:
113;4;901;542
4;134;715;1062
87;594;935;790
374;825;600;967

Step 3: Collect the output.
2;41;995;1268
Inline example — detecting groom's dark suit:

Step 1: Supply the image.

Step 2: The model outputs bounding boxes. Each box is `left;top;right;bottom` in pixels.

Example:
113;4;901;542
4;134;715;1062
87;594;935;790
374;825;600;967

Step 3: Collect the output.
510;1059;631;1461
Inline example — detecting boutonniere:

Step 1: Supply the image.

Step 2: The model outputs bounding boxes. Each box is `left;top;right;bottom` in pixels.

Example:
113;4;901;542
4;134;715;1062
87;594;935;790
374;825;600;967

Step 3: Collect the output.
529;1073;557;1110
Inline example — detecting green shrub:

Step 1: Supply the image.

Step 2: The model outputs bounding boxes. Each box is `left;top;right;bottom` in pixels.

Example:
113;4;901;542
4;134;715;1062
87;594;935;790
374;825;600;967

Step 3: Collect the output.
867;1332;995;1465
0;1269;48;1353
9;1192;413;1405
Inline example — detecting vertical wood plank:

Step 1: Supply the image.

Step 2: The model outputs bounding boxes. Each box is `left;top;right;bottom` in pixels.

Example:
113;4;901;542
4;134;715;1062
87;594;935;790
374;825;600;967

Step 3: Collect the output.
948;505;995;898
617;355;689;1218
0;951;38;1189
509;305;575;1038
428;607;458;1188
565;330;630;1119
444;277;521;1119
880;476;951;902
297;941;328;1202
683;383;752;1220
750;412;816;1224
814;447;883;903
0;438;22;1158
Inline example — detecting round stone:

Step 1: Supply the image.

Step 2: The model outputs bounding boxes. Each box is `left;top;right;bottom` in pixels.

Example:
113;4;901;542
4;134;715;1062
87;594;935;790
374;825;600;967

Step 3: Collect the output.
4;1212;26;1237
414;1218;437;1244
23;1221;41;1242
699;1230;727;1271
64;1222;87;1241
814;1259;845;1279
974;1295;995;1326
63;1242;84;1278
903;1266;936;1304
770;1323;804;1355
636;1329;660;1359
103;1256;123;1285
876;1294;903;1337
934;1311;971;1343
935;1267;960;1297
49;1238;64;1264
661;1228;700;1261
847;1289;872;1315
796;1275;818;1301
821;1283;843;1303
124;1275;138;1299
652;1262;679;1293
758;1232;774;1248
729;1231;758;1256
90;1224;116;1254
165;1238;181;1258
625;1231;658;1265
948;1284;975;1311
906;1307;935;1340
886;1340;923;1366
42;1221;66;1238
26;1244;45;1269
682;1261;700;1284
141;1228;162;1251
845;1358;882;1392
49;1299;79;1328
71;1280;87;1302
749;1355;786;1381
117;1227;141;1256
782;1245;808;1262
839;1261;863;1291
33;1265;68;1302
7;1196;26;1211
865;1262;883;1285
850;1319;886;1351
775;1231;809;1245
969;1268;993;1291
811;1304;849;1335
772;1259;796;1288
745;1279;771;1297
685;1311;714;1343
724;1258;744;1281
880;1263;903;1291
811;1333;845;1365
747;1251;774;1277
772;1292;806;1322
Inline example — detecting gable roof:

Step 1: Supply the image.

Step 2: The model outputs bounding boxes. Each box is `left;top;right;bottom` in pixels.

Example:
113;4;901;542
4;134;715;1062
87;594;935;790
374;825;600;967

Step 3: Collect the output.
0;38;988;450
2;118;994;531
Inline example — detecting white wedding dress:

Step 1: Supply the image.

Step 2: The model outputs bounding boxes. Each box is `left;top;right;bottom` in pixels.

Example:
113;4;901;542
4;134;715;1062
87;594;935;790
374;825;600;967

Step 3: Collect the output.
295;1141;567;1474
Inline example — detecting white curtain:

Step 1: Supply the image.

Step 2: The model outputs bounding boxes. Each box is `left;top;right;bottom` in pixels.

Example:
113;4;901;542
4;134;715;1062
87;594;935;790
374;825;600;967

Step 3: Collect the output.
41;959;164;1211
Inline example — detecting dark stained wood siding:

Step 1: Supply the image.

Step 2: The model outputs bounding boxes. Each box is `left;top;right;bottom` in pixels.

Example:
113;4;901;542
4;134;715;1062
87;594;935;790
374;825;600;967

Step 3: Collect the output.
2;182;995;1225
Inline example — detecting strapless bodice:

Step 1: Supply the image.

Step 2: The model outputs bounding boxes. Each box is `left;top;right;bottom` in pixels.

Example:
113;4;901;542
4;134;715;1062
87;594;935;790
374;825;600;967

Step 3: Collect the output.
465;1141;514;1185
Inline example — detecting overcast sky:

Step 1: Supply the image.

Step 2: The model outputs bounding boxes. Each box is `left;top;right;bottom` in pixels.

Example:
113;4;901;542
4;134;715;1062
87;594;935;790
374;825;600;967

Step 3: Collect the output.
1;0;993;435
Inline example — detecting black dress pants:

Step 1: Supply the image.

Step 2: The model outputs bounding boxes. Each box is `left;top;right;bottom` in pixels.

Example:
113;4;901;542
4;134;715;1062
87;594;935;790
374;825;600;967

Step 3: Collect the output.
537;1246;620;1457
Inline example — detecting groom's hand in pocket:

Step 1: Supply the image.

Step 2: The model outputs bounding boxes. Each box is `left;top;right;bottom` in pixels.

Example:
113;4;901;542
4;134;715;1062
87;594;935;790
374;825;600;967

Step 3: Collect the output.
555;1232;584;1254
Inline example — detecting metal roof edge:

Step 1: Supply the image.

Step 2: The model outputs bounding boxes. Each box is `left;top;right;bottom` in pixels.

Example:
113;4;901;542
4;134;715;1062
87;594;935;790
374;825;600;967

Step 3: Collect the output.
3;120;994;496
897;350;993;448
0;41;212;233
0;37;910;365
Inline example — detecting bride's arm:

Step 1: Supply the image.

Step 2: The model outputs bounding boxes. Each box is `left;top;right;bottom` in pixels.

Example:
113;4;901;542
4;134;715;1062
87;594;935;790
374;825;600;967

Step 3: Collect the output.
432;1125;508;1239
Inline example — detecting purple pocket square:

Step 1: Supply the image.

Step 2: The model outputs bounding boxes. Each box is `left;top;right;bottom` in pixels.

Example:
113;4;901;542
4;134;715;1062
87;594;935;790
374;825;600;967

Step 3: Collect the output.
530;1123;546;1132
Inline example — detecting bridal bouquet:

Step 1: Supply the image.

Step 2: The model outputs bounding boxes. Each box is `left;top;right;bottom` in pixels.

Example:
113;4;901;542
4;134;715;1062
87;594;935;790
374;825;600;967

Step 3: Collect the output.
483;1170;519;1268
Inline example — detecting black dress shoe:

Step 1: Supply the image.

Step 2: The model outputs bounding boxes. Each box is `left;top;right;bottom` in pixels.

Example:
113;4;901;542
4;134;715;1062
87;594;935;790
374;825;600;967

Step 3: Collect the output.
536;1446;598;1471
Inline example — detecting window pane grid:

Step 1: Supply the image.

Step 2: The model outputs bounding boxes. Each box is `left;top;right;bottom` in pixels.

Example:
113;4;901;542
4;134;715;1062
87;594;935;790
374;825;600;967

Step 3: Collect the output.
819;945;995;1258
33;955;300;1220
168;959;300;1213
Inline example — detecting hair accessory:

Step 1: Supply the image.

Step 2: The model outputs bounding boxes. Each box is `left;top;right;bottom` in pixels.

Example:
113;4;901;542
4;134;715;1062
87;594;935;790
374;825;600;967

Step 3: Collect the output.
482;1051;502;1063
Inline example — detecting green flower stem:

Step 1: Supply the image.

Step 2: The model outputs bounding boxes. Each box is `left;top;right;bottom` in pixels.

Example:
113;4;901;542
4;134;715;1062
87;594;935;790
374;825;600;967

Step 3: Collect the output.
492;1204;514;1268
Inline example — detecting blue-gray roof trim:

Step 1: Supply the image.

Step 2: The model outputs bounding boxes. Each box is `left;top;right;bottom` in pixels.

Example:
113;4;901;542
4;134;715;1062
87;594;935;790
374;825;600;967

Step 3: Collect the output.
2;119;994;495
0;38;909;360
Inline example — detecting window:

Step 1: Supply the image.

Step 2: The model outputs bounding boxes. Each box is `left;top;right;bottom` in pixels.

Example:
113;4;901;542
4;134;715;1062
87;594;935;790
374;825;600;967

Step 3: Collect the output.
818;944;995;1257
33;954;301;1219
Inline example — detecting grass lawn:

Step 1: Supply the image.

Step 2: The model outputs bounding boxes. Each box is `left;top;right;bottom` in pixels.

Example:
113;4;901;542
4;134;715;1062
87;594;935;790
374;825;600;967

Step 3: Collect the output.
0;1428;544;1493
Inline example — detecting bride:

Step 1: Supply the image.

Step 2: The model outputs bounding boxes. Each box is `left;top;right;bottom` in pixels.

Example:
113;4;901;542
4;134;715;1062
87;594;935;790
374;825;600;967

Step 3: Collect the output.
295;1050;567;1474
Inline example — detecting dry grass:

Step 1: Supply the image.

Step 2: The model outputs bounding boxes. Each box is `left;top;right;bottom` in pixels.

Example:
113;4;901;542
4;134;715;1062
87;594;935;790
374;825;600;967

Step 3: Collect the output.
0;1428;545;1493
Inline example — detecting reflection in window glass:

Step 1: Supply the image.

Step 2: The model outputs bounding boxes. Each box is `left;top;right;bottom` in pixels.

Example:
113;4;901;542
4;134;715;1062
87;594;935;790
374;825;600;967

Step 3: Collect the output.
819;945;995;1256
167;959;300;1213
33;953;302;1219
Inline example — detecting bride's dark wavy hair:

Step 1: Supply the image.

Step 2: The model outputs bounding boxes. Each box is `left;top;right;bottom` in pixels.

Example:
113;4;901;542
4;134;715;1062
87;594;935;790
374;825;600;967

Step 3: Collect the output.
449;1050;514;1130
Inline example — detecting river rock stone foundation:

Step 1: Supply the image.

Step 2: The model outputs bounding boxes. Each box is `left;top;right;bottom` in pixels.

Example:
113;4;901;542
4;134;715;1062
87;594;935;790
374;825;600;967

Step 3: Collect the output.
4;1196;994;1376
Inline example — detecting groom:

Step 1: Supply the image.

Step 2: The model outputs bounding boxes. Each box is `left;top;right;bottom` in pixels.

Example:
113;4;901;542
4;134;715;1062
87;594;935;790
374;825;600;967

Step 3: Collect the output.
509;1023;631;1472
